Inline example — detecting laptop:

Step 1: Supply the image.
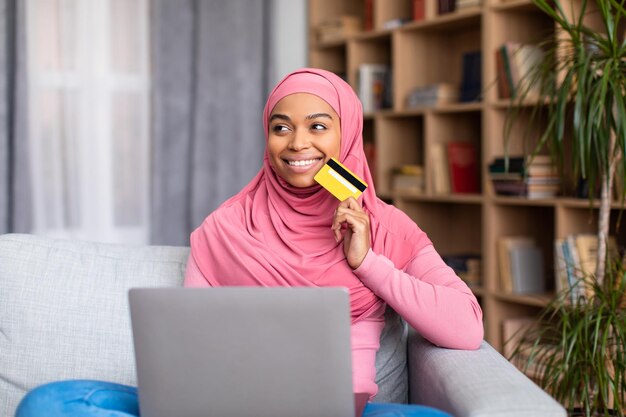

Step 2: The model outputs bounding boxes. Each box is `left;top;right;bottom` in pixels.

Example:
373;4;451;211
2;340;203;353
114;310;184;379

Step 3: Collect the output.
128;287;368;417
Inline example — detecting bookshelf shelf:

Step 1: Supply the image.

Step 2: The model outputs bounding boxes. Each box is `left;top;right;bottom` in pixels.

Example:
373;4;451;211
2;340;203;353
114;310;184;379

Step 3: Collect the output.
556;197;626;209
401;8;482;32
489;197;626;210
431;102;483;113
355;28;394;40
385;108;427;117
490;97;547;108
491;196;560;207
314;39;348;49
308;0;626;358
395;193;484;204
387;103;483;117
490;0;536;12
493;292;553;307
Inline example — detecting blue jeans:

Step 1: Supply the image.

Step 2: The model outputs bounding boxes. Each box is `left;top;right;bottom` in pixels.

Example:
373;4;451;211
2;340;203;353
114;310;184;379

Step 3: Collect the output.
16;380;452;417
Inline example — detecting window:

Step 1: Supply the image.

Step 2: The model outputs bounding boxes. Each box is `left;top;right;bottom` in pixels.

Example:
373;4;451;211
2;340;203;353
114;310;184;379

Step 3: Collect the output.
26;0;150;244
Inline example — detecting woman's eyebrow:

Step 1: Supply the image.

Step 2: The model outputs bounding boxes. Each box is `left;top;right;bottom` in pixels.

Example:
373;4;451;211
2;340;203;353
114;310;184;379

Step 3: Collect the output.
269;114;291;122
306;113;333;120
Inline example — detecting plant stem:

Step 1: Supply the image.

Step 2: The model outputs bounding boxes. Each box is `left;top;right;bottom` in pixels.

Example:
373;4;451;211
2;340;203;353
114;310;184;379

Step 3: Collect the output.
597;130;617;286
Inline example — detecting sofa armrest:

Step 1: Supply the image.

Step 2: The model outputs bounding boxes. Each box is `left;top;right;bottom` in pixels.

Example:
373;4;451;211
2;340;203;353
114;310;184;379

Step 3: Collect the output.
407;330;566;417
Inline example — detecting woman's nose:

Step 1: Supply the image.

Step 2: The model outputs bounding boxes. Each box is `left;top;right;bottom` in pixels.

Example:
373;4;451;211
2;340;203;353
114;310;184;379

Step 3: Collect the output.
288;129;311;151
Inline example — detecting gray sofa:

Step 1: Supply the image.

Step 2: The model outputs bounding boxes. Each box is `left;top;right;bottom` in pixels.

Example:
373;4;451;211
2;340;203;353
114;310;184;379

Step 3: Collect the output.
0;233;566;417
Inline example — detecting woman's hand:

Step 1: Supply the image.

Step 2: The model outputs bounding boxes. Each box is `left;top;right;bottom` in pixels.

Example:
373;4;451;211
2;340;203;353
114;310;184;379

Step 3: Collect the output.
332;197;371;269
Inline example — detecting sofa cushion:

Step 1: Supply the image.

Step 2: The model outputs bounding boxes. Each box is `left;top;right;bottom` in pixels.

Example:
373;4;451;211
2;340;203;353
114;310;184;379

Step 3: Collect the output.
373;306;408;404
0;234;189;417
0;233;409;416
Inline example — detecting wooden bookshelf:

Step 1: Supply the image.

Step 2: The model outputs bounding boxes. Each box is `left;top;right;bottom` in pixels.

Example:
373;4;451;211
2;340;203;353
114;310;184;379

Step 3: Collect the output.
308;0;626;354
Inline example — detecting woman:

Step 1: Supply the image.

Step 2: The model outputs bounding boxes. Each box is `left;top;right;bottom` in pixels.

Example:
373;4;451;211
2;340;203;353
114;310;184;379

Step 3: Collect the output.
16;68;483;417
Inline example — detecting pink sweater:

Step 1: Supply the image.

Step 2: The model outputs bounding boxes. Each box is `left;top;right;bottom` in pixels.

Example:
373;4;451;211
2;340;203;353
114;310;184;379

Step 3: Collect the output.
184;244;483;400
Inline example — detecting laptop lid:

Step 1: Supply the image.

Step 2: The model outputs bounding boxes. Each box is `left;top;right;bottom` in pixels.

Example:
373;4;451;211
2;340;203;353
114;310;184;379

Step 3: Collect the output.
128;287;356;417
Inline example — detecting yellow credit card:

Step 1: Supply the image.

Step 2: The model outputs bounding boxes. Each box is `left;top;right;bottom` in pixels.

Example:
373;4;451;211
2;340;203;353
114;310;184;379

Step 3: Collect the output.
314;157;368;201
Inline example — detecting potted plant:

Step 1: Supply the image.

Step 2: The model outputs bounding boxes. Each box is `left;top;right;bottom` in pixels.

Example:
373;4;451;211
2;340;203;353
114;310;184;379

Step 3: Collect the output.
510;260;626;416
502;0;626;415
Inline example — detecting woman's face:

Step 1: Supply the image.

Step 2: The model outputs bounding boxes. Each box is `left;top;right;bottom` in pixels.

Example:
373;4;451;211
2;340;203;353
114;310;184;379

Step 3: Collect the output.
267;93;341;188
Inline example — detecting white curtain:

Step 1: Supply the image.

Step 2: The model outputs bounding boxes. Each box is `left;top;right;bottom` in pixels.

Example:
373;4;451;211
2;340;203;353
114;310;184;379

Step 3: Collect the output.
25;0;150;244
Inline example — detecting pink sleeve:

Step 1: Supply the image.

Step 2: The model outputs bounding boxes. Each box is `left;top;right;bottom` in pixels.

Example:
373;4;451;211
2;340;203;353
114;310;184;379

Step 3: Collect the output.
183;253;211;287
350;315;385;400
354;246;483;350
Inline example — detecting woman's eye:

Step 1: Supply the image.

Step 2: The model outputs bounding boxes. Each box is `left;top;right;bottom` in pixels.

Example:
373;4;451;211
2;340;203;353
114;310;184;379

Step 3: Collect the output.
311;123;326;131
272;125;289;133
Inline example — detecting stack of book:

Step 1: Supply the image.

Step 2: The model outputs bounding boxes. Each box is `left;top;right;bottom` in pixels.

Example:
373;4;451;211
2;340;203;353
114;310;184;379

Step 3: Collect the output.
554;234;619;303
391;164;424;194
442;254;482;288
382;18;412;30
358;64;392;113
406;83;458;108
495;42;545;99
316;15;361;43
497;236;545;294
525;155;560;198
488;155;560;199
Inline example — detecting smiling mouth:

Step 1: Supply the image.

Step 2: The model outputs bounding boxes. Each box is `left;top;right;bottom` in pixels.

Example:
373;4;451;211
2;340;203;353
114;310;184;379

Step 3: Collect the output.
284;158;323;167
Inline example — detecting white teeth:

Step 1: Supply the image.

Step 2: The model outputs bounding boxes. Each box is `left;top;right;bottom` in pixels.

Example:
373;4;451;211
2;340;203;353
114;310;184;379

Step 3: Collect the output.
287;159;320;167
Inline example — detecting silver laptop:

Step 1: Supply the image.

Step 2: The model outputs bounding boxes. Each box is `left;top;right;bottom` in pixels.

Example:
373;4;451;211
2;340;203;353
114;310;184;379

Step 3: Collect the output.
128;287;367;417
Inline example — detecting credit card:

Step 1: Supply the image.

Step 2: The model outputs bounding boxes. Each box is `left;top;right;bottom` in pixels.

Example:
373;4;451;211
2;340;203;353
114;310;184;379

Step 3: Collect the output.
314;157;368;201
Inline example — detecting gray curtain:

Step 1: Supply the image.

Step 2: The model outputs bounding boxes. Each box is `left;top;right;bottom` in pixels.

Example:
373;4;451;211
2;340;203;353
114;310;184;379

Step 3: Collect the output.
151;0;269;246
0;0;30;235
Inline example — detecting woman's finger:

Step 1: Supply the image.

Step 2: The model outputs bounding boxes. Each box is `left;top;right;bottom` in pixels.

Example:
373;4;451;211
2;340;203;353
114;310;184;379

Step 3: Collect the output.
332;211;368;240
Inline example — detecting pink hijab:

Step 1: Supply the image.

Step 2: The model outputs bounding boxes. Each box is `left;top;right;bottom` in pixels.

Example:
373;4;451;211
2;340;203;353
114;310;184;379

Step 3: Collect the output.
190;68;431;322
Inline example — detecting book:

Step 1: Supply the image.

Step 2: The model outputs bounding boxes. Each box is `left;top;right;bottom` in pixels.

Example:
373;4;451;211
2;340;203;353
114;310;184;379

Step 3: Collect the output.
495;48;512;99
447;141;479;193
498;44;515;98
383;18;412;30
509;245;545;294
438;0;456;14
406;83;458;108
565;235;585;301
554;238;568;294
430;143;450;194
496;42;545;99
358;64;390;113
392;165;424;194
488;156;525;173
489;154;560;198
491;181;527;196
573;234;619;297
456;0;482;8
512;43;545;98
413;0;426;21
497;236;535;293
442;253;482;287
364;0;374;31
488;172;524;181
460;51;482;102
